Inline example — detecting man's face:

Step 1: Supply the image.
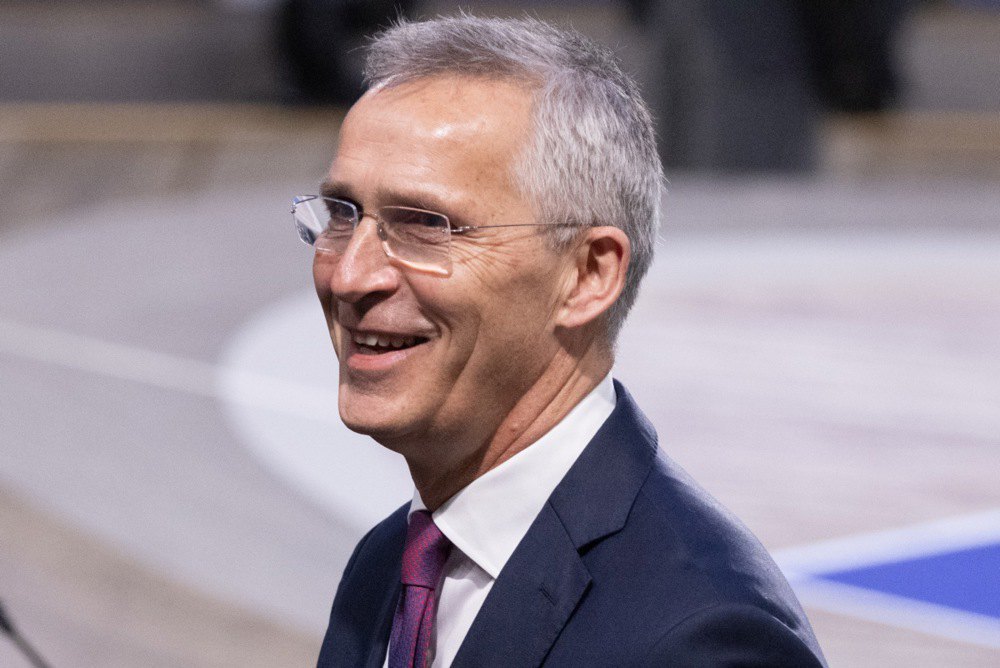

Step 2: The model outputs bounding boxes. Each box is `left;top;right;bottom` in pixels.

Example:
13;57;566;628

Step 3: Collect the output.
314;76;571;464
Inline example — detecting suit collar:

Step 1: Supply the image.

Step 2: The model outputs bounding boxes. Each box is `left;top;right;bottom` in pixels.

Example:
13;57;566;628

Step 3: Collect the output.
452;502;591;667
453;380;658;667
422;374;615;580
548;380;659;549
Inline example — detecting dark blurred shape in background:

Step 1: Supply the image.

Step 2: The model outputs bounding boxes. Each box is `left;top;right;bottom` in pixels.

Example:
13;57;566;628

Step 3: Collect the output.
629;0;914;173
798;0;912;113
278;0;416;105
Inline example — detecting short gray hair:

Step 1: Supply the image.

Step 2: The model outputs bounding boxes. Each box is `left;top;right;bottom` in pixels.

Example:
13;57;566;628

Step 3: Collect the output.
364;15;663;341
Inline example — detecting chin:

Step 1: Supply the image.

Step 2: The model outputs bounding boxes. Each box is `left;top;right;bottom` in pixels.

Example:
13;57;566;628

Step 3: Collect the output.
338;399;416;449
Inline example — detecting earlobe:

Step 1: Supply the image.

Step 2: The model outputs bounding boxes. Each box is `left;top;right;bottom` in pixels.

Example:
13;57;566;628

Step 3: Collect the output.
556;227;629;330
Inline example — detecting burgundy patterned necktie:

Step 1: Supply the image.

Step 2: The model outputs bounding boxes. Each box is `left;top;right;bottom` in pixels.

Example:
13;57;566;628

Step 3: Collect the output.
388;510;453;668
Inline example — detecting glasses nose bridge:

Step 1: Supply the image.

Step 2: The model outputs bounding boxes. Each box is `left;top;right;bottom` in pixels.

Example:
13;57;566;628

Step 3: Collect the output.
357;209;390;244
339;210;393;270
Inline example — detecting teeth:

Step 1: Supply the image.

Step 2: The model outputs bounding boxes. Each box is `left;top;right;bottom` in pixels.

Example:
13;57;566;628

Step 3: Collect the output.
352;332;419;349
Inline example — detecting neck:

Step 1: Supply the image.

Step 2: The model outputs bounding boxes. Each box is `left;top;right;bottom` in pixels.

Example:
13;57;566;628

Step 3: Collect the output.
408;340;612;511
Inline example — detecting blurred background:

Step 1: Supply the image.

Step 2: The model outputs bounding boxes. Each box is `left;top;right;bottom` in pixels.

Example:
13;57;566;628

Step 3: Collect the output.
1;0;998;666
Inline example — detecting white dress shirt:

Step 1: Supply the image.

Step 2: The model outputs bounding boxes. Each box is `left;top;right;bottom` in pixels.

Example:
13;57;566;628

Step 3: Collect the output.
384;374;616;667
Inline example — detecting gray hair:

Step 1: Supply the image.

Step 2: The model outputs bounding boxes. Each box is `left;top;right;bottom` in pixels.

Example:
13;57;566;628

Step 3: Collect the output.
364;15;663;341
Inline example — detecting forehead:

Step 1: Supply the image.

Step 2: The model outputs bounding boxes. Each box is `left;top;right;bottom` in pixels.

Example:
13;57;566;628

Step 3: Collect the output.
328;76;535;215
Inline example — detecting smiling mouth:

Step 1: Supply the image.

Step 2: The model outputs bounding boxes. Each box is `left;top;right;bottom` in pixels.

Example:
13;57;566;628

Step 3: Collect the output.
351;331;429;355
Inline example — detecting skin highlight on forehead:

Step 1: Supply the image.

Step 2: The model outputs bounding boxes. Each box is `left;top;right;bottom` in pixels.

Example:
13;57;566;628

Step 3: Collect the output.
350;76;530;147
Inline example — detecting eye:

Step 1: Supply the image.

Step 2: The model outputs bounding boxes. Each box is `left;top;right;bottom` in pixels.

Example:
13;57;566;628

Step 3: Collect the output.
383;207;448;228
381;206;451;246
323;198;360;231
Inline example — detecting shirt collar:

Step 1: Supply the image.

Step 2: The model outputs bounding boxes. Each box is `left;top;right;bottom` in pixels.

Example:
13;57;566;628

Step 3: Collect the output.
409;373;616;579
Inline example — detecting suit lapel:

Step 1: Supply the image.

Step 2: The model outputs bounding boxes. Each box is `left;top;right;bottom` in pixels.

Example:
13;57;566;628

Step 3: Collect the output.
366;579;401;668
453;382;658;667
356;506;407;668
451;503;591;667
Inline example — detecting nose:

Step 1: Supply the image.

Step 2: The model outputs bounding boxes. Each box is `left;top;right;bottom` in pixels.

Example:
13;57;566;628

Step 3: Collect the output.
325;216;401;304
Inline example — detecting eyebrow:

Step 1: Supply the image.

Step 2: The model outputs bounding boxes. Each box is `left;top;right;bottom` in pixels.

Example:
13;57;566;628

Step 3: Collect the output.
319;179;356;201
319;179;454;216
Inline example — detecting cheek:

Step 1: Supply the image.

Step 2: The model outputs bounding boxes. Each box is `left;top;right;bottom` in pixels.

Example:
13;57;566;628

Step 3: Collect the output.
415;248;563;360
312;256;332;294
312;258;338;321
469;276;560;367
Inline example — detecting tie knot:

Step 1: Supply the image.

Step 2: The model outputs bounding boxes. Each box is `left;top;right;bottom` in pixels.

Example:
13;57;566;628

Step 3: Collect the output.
400;510;452;589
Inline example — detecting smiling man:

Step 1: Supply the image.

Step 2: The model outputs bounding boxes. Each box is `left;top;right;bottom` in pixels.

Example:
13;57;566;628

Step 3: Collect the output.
299;15;826;668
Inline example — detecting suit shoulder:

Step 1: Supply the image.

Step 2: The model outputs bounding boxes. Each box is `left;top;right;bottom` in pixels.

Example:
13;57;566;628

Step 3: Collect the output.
582;450;825;660
646;602;828;667
337;502;410;594
357;503;410;559
631;452;796;606
330;501;408;599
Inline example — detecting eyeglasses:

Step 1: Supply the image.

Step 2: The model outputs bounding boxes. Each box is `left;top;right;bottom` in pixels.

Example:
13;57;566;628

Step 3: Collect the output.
292;195;583;276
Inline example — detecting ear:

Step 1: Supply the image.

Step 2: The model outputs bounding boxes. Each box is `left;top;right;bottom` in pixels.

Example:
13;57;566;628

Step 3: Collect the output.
556;226;630;330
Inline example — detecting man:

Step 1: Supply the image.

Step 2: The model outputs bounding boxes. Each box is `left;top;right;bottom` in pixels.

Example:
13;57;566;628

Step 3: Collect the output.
297;15;827;667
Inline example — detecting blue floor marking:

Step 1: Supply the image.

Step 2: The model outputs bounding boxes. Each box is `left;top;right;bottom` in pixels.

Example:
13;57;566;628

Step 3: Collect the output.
816;542;1000;619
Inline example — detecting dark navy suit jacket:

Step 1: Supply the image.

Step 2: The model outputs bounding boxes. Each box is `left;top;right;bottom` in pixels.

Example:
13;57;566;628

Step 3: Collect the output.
318;382;827;666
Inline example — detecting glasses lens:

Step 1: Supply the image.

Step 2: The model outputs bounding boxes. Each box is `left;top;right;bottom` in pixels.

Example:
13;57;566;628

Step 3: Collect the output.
293;197;357;253
380;206;452;273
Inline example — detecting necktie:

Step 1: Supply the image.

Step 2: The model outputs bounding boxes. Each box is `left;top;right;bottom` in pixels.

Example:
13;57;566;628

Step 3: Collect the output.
388;510;453;668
